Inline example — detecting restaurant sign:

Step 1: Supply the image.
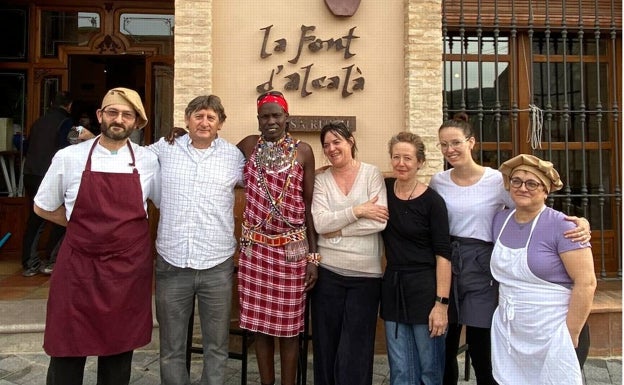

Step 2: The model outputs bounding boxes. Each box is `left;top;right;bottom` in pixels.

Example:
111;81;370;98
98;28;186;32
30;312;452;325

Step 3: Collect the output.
288;115;356;132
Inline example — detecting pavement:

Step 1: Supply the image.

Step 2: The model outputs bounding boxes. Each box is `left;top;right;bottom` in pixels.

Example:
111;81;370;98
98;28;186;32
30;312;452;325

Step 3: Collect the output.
0;350;621;385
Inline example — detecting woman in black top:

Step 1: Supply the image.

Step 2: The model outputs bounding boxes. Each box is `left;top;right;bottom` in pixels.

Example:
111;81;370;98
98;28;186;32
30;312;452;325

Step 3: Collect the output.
381;132;452;385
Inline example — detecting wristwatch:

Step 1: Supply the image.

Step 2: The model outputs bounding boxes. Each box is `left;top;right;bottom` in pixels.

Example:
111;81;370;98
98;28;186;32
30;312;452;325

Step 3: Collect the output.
435;296;450;305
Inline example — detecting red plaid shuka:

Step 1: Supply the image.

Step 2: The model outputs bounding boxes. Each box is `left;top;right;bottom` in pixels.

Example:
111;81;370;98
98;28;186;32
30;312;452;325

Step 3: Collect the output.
238;139;307;337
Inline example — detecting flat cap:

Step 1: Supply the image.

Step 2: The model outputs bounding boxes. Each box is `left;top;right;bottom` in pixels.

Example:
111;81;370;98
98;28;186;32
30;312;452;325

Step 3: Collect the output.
101;87;148;129
499;154;563;193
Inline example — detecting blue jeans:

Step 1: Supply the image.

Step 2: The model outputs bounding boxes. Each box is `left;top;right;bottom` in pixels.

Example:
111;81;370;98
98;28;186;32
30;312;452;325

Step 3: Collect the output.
385;321;445;385
155;255;234;385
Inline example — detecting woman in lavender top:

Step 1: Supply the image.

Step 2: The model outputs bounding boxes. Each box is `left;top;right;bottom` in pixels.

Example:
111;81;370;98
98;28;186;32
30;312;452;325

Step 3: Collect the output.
429;113;592;385
490;154;596;385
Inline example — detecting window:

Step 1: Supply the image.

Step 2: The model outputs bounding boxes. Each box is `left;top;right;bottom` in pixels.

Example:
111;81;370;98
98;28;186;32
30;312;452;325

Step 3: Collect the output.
0;72;26;136
442;0;622;278
0;7;27;61
443;34;514;167
40;76;61;118
41;11;101;57
119;13;174;37
119;13;174;54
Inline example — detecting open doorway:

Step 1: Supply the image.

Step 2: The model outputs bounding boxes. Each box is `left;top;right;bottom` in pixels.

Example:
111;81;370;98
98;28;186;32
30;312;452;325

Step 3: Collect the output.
68;55;146;140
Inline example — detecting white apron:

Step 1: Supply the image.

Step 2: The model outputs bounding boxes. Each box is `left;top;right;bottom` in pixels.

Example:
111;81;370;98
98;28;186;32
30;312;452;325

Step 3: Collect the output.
490;208;582;385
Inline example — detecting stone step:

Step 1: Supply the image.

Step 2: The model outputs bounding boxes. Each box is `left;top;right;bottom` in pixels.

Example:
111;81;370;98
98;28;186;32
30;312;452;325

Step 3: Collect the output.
1;287;621;357
0;298;159;355
588;281;622;357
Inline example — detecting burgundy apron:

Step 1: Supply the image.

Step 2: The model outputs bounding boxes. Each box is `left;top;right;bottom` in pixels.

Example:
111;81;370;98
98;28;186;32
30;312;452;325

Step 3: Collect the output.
43;138;153;357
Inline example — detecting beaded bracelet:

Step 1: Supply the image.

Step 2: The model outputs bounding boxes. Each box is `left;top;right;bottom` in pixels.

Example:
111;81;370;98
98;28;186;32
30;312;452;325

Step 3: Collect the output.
306;253;321;266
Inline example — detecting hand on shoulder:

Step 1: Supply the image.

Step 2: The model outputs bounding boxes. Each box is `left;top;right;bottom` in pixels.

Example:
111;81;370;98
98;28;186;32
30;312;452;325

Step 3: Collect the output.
237;135;260;158
165;126;188;144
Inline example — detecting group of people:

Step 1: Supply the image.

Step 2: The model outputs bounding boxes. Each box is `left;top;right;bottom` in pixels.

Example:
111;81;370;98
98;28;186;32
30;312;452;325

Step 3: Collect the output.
31;86;596;385
35;88;315;385
312;112;595;385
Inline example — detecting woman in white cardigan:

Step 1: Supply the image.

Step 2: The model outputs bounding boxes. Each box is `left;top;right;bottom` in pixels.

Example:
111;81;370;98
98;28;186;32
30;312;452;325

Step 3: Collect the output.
311;121;389;385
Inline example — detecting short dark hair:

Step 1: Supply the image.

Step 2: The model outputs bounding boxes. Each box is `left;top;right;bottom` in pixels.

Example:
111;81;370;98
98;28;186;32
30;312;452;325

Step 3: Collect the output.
52;91;73;108
320;121;357;158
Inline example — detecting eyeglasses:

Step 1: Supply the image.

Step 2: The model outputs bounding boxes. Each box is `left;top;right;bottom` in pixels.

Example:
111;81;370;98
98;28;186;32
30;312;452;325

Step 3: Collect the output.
436;137;470;151
101;108;137;121
509;177;543;191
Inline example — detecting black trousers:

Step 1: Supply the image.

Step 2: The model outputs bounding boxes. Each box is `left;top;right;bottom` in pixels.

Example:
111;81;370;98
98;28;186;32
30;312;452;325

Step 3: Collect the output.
444;324;497;385
443;323;461;385
311;266;381;385
21;174;66;269
46;350;134;385
576;323;591;368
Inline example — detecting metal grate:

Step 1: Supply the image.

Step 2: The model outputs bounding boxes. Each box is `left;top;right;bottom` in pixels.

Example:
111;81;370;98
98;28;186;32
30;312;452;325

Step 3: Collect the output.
442;0;622;278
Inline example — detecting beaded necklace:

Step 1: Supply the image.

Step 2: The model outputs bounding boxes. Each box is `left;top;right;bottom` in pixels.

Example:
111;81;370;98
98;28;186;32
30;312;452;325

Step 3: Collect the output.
255;133;297;174
251;133;300;229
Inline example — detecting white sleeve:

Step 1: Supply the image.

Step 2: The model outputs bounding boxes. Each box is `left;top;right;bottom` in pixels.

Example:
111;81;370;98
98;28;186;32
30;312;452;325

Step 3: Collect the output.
148;161;161;208
146;137;164;157
34;152;67;212
312;173;358;233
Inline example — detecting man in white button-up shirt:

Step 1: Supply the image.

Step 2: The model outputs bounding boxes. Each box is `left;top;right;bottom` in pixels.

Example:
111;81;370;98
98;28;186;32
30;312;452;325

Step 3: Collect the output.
149;95;245;385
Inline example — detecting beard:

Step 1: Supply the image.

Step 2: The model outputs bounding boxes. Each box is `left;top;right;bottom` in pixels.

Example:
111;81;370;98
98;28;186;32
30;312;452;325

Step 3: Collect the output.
100;121;134;141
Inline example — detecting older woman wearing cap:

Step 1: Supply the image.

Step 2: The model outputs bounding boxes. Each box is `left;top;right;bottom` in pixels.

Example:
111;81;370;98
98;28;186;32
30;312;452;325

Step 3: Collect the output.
237;91;318;385
490;154;596;385
430;113;592;385
34;87;160;385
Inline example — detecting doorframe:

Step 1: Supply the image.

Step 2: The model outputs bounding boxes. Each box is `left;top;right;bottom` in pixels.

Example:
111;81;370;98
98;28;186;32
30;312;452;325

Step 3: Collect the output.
145;55;174;144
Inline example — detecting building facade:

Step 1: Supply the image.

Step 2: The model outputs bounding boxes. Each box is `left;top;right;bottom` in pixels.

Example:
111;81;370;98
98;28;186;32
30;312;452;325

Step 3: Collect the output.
0;0;621;278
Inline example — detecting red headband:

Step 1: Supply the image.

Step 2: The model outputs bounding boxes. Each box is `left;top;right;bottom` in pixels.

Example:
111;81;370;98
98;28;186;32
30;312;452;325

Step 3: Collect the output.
257;94;289;113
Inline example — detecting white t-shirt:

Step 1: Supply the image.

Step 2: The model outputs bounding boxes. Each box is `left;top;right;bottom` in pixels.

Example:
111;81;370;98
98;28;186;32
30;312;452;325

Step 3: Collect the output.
429;167;514;242
35;137;161;220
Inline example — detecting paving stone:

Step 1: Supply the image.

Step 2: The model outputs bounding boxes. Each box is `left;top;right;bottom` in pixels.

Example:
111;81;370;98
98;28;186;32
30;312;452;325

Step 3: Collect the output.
0;352;619;385
607;359;623;384
586;359;617;384
0;357;29;373
3;366;42;384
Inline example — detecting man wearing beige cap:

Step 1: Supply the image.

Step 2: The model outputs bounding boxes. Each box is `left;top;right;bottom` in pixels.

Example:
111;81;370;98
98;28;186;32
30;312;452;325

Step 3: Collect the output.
33;87;161;385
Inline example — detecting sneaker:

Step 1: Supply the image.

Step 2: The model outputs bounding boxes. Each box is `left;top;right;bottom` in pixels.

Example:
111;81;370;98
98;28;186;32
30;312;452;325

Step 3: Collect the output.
22;267;40;277
40;263;54;275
